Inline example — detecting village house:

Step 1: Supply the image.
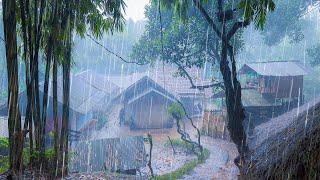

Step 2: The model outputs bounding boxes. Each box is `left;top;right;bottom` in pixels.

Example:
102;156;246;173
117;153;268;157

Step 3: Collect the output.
239;61;310;130
0;70;119;135
109;64;213;130
208;61;311;135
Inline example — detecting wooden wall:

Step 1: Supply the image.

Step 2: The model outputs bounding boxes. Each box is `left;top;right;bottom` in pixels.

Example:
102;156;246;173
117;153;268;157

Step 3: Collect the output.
258;75;303;98
124;90;174;129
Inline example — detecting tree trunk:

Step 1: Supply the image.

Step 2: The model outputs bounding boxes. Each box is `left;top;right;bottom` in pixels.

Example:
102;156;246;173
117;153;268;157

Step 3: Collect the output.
18;0;35;166
31;0;46;153
2;0;23;174
59;35;72;176
51;0;60;175
193;0;248;167
40;35;53;160
52;54;59;174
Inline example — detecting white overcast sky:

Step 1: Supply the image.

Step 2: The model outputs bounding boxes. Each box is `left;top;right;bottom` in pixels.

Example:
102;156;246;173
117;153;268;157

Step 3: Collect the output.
125;0;149;21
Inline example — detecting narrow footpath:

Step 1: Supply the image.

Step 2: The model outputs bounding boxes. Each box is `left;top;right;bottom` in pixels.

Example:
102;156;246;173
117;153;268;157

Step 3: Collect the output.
181;137;239;180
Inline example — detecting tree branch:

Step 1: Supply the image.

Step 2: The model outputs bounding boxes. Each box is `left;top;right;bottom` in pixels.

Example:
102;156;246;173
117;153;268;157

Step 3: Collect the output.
174;100;203;156
86;33;148;65
174;62;223;90
227;21;250;41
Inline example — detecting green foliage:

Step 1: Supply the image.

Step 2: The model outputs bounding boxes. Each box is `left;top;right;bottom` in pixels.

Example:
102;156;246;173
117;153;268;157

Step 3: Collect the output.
261;0;314;46
307;44;320;66
0;138;9;149
238;0;275;29
25;148;55;163
132;0;244;66
44;148;55;161
154;0;274;30
73;0;126;38
168;102;185;120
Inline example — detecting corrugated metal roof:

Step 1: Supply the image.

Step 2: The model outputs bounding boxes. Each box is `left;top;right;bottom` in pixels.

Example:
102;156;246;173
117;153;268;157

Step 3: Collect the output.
241;61;310;76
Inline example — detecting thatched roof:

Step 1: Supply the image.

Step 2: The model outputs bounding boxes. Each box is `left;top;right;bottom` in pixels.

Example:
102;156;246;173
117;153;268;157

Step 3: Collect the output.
245;97;320;178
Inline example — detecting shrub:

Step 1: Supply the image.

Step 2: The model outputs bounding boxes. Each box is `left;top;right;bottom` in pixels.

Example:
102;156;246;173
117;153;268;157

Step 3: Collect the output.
0;138;9;149
168;103;185;120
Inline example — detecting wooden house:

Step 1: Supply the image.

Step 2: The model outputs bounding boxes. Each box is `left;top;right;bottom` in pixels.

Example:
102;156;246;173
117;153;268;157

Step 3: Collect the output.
239;61;309;102
111;64;213;130
239;61;310;130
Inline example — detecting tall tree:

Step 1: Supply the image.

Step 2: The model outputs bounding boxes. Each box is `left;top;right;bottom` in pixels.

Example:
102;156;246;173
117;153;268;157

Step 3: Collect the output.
135;0;275;174
55;0;126;175
2;0;24;175
17;0;47;163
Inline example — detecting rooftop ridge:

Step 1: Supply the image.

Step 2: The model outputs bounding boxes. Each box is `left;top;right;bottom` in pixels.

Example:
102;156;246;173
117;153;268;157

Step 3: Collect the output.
247;60;300;64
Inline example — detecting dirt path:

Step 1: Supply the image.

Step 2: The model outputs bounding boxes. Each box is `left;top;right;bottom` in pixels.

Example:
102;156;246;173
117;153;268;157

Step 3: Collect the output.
180;137;239;180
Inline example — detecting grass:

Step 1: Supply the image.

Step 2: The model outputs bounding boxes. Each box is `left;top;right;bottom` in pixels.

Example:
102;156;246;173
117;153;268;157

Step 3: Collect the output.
164;138;194;150
154;139;210;180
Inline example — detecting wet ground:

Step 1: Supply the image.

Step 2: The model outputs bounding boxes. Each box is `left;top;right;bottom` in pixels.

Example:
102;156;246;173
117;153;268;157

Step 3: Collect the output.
89;113;240;179
180;137;239;180
141;143;197;176
0;136;238;179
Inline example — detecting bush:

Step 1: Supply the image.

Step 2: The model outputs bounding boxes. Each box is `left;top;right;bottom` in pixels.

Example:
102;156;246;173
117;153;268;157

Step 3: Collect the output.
168;103;185;120
0;138;9;149
0;138;9;157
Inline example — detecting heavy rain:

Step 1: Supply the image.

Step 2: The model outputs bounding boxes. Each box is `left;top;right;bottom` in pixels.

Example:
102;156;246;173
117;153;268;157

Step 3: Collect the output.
0;0;319;179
